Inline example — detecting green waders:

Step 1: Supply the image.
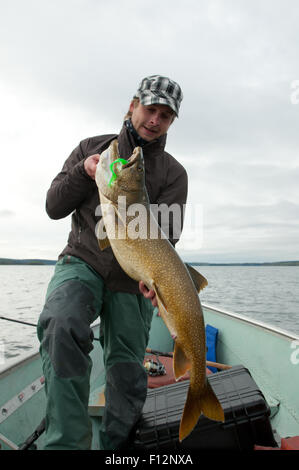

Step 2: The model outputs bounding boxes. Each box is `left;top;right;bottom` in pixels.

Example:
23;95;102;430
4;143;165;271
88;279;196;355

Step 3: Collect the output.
37;255;153;450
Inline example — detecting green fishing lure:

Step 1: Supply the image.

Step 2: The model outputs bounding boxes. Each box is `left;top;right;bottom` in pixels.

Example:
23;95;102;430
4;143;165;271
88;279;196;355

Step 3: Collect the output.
108;158;128;187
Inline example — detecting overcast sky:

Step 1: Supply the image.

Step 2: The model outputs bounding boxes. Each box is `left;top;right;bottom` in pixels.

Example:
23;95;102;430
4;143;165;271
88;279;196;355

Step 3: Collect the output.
0;0;299;263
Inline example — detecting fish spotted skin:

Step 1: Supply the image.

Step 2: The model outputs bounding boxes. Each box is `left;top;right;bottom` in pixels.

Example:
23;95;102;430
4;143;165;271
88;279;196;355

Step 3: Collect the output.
95;140;225;441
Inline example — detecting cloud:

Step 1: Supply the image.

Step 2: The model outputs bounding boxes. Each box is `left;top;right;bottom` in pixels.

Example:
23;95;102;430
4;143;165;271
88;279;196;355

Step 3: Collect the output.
0;210;15;218
0;0;298;261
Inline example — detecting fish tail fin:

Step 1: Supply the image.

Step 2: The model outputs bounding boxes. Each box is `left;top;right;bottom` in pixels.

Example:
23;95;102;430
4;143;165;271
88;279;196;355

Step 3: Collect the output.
200;380;225;423
179;381;225;442
179;386;201;442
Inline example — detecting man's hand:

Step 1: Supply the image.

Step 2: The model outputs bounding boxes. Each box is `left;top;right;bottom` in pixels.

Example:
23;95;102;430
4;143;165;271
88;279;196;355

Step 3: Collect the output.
84;154;100;180
139;281;158;308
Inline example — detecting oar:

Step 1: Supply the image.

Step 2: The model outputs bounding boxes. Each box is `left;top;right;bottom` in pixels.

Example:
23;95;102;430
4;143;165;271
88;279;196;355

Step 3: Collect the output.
205;360;232;371
145;347;173;357
145;347;232;371
18;418;46;450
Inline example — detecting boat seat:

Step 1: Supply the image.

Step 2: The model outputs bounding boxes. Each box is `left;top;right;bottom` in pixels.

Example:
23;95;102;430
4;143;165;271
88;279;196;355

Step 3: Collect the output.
88;384;105;417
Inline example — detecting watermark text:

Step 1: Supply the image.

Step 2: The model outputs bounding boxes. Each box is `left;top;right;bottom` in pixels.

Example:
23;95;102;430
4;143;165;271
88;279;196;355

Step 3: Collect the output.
95;197;203;249
290;340;299;365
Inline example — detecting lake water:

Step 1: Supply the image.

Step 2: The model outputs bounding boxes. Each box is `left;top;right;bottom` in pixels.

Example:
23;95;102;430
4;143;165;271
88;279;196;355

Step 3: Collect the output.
0;265;298;363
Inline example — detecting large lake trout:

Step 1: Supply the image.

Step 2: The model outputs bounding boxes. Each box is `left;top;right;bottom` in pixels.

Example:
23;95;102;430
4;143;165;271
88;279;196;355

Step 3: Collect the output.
95;140;224;441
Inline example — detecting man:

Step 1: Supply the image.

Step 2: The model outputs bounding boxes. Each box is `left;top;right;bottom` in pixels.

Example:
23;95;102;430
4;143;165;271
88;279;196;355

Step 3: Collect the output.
37;75;187;450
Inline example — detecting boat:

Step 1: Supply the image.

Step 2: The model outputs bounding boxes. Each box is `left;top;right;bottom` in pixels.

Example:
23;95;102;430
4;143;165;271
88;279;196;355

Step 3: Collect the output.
1;303;299;451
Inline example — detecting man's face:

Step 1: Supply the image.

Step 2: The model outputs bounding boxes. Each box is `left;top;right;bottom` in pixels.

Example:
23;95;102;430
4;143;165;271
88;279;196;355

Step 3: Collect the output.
130;101;175;142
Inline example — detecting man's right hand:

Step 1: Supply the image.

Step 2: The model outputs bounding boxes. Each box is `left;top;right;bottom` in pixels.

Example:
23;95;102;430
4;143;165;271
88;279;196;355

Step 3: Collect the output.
139;281;158;308
84;154;100;180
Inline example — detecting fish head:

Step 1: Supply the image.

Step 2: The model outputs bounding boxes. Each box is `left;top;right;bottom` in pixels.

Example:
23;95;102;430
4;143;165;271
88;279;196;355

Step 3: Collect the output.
95;139;145;204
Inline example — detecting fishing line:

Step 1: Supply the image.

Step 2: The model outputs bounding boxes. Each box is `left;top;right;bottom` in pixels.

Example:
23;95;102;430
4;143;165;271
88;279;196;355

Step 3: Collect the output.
0;316;37;327
0;316;101;341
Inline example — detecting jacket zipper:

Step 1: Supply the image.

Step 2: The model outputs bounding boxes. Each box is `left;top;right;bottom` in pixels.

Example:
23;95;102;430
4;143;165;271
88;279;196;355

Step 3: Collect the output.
77;210;82;243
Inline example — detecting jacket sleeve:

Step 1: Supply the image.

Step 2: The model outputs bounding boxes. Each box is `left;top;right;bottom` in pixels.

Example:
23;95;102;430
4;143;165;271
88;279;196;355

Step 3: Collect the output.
156;159;188;246
46;139;95;219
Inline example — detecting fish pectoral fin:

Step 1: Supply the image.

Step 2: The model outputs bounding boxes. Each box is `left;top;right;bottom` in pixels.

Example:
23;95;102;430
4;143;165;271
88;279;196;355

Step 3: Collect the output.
152;282;168;311
110;201;127;228
173;342;191;380
98;237;110;251
179;381;225;442
185;264;208;293
96;219;111;251
152;283;177;338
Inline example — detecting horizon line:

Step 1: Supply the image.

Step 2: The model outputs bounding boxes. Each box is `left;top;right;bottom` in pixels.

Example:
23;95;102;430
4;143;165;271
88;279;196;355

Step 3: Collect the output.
0;257;298;266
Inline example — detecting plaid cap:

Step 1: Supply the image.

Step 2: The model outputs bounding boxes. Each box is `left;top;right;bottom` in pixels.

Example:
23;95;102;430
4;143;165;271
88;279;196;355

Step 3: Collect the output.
135;75;183;117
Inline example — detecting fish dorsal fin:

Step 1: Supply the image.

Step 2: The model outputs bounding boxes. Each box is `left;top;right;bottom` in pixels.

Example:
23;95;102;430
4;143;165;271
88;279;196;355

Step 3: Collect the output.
185;264;208;293
96;219;111;251
173;342;191;380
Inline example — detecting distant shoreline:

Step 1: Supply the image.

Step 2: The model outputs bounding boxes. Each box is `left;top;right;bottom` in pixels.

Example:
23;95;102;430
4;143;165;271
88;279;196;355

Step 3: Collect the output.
0;257;298;266
0;258;56;265
188;261;299;266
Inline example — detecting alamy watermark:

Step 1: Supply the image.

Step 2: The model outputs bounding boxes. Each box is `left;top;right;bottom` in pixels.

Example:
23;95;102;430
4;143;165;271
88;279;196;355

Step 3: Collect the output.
290;80;299;104
95;197;203;249
290;340;299;365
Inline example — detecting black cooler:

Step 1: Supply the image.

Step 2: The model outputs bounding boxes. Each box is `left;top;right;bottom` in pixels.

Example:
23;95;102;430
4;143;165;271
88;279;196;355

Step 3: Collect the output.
132;365;278;451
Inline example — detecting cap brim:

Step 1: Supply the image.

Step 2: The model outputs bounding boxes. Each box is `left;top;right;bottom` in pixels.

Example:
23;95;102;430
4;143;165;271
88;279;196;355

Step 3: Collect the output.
135;91;179;116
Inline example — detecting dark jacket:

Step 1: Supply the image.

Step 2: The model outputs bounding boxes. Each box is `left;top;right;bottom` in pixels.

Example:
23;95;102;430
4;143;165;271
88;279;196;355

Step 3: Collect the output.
46;123;188;293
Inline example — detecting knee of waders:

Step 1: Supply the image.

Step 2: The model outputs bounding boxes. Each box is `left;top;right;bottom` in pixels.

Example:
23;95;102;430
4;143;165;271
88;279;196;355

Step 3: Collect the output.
38;280;98;378
101;362;148;449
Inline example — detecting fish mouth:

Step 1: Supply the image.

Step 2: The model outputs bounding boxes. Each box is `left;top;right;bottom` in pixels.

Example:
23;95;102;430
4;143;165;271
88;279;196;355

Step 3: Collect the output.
121;147;142;169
